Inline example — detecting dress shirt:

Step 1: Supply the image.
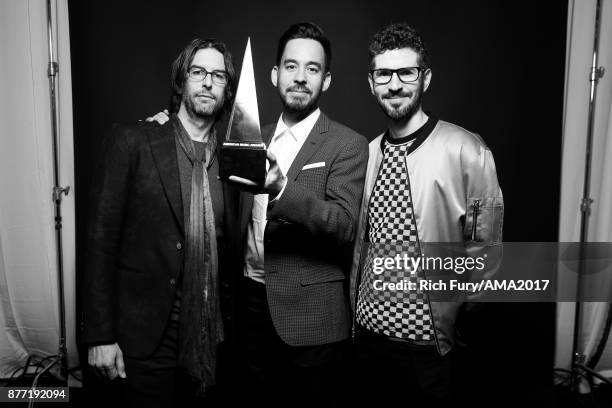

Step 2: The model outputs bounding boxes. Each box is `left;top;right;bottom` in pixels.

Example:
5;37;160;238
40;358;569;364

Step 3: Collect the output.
244;108;321;283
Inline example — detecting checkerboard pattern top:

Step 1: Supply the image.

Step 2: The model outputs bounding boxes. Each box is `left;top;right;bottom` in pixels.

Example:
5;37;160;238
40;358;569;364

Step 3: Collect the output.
356;138;434;341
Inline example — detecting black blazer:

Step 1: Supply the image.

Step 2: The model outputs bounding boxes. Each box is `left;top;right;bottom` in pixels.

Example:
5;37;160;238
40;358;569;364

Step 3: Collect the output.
238;112;368;346
81;121;238;358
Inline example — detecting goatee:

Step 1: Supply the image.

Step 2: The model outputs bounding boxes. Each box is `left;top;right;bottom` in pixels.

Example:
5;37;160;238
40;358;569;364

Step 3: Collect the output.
282;99;316;115
185;92;223;120
280;87;318;116
379;80;424;121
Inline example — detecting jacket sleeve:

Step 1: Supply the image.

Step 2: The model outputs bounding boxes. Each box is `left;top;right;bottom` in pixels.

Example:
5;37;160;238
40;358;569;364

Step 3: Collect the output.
460;139;504;299
266;134;368;246
81;125;132;345
461;142;504;245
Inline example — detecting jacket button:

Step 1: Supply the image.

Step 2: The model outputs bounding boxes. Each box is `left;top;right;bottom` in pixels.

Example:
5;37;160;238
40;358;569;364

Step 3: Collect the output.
176;242;182;250
170;278;176;287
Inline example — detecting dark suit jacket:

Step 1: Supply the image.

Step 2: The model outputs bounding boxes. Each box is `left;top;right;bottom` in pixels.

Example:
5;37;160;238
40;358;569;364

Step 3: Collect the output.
238;112;368;346
82;121;239;358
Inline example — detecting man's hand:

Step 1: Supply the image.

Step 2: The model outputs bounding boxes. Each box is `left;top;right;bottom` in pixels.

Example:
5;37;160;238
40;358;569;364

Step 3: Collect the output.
88;343;127;380
144;109;170;124
228;150;287;198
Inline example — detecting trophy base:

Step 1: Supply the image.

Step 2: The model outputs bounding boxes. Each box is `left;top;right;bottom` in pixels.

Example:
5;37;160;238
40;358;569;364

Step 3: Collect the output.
219;142;267;183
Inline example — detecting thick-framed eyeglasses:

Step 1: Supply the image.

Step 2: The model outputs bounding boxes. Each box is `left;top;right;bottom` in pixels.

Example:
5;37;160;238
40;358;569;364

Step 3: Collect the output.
370;67;426;85
187;66;228;85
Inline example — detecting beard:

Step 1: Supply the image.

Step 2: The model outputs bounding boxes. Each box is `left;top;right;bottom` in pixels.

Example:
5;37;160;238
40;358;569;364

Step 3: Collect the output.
280;84;320;115
377;80;424;121
183;89;224;120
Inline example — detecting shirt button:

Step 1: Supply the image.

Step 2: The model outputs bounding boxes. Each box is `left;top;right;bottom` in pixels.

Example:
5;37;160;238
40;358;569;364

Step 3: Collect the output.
170;278;176;287
176;242;183;250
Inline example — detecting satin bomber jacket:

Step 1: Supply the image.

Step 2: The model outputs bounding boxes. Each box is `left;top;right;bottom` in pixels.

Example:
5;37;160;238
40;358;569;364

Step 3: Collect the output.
349;120;504;356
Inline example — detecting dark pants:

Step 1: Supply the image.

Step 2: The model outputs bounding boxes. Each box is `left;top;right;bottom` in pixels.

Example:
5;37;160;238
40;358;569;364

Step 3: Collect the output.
119;319;183;407
353;326;452;407
86;319;202;407
240;277;349;408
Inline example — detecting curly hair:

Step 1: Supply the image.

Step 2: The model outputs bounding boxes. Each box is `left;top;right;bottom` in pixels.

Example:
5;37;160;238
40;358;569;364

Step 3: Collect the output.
169;38;236;117
276;22;332;72
368;23;429;70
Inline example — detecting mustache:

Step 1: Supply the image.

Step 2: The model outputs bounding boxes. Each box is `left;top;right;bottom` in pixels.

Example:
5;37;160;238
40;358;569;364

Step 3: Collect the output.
194;92;216;99
286;85;311;94
383;90;413;99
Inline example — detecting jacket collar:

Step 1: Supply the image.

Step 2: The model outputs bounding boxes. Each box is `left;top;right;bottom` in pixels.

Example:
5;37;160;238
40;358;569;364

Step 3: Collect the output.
380;114;438;155
284;111;329;182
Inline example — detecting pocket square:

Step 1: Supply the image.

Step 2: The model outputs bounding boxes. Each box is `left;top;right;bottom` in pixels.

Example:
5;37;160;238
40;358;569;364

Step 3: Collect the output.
302;162;325;170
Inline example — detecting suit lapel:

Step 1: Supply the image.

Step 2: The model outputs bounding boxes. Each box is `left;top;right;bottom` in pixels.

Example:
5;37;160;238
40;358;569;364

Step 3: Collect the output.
285;112;330;182
148;123;184;234
238;113;330;233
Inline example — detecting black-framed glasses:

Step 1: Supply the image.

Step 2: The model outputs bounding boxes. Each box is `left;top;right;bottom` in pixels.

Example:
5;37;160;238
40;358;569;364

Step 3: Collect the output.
370;67;426;85
187;66;228;85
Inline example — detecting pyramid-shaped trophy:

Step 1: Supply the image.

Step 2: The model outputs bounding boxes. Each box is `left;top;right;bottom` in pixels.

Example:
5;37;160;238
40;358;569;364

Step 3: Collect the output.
219;38;267;183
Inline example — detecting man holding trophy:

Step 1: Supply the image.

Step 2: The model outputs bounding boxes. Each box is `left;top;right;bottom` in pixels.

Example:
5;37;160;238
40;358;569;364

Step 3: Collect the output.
230;22;368;407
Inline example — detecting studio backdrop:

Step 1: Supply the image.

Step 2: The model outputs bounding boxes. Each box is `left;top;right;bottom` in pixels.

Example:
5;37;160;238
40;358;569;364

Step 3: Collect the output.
68;0;566;398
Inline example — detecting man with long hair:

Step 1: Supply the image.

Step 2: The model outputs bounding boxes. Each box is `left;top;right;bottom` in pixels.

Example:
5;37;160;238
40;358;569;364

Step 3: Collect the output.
82;38;238;405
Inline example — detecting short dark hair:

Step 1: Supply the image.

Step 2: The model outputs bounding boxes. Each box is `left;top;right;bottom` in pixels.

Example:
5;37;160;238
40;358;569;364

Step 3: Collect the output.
169;38;236;116
276;22;332;72
368;23;430;70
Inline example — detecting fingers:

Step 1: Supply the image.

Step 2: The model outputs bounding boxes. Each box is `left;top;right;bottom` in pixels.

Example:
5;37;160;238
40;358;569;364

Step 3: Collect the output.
267;149;277;163
104;366;119;380
88;346;106;379
87;348;100;378
115;347;127;379
228;175;259;187
144;110;170;124
153;112;169;124
88;344;124;381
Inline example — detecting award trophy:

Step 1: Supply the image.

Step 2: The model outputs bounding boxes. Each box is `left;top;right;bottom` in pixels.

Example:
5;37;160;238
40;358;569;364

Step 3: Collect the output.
219;38;267;183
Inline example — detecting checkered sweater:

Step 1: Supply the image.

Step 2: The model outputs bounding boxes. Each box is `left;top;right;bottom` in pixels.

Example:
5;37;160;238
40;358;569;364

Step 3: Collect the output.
355;137;434;341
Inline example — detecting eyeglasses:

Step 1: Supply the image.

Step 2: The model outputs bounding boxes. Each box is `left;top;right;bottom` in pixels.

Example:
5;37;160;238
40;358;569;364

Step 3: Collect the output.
187;66;228;85
370;67;426;85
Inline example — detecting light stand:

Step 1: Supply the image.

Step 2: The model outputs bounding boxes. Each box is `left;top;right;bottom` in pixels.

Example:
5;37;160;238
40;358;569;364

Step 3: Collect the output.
569;0;610;391
32;0;70;387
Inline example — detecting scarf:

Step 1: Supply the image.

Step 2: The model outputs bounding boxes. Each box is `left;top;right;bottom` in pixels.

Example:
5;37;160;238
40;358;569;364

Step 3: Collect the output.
173;117;223;396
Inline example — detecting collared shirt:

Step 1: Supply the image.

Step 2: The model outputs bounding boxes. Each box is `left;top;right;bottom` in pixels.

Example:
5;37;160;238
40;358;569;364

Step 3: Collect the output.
244;108;321;283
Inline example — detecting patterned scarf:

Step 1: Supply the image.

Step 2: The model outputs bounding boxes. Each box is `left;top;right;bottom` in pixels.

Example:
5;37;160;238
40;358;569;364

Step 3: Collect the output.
173;118;223;396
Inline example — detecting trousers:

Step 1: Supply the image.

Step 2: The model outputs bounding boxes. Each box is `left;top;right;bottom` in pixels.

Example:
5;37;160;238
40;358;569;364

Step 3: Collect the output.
353;325;453;407
241;277;349;408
